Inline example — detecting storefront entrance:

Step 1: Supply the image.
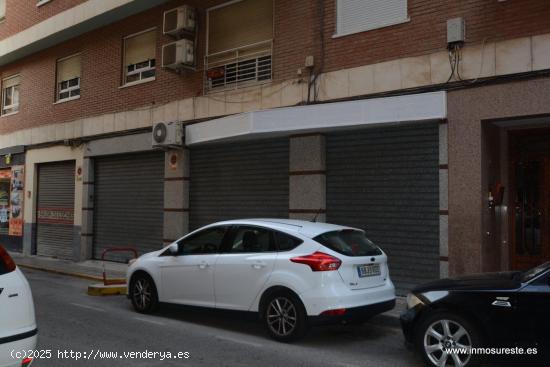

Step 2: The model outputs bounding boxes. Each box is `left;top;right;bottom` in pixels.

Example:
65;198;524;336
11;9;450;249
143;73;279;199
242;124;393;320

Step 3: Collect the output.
509;131;550;270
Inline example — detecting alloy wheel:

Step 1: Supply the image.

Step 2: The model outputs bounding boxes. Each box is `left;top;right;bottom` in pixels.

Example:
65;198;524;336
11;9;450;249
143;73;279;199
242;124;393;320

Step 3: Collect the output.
133;278;152;311
266;297;298;337
423;319;472;367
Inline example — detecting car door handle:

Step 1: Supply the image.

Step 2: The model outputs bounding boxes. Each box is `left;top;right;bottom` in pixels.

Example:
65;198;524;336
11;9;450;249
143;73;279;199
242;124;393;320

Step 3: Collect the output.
251;262;266;269
198;262;210;269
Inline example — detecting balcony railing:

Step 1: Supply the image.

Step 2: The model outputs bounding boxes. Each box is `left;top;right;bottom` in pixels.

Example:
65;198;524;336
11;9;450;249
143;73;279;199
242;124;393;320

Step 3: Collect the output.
204;40;272;93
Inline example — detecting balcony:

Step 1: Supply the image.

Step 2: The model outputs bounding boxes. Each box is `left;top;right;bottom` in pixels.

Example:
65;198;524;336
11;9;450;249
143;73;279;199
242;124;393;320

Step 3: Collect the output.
204;40;272;93
0;0;171;67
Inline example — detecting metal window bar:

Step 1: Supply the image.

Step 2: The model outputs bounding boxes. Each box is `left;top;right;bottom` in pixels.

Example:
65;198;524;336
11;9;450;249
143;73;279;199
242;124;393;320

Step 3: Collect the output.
204;40;273;93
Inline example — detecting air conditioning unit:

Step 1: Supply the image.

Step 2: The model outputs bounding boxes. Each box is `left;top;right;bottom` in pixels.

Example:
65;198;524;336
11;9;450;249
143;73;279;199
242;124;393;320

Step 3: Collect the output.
163;5;196;36
162;39;195;69
152;121;183;148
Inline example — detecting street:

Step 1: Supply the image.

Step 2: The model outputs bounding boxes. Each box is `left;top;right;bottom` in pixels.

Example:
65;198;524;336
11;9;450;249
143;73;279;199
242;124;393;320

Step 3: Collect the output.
24;268;424;367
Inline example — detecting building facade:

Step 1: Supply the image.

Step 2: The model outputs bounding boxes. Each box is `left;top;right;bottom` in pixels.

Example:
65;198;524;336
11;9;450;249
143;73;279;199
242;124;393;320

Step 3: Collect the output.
0;0;549;293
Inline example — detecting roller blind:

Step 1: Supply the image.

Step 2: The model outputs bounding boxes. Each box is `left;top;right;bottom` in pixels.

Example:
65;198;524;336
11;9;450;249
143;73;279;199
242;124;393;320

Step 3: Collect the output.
57;55;81;82
124;29;156;66
3;75;20;88
208;0;273;55
0;0;5;19
337;0;408;36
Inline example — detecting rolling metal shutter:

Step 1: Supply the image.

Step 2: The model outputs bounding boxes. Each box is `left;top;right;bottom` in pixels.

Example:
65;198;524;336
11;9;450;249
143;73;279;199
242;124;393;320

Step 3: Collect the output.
93;152;164;262
326;123;439;294
36;161;76;259
190;138;289;230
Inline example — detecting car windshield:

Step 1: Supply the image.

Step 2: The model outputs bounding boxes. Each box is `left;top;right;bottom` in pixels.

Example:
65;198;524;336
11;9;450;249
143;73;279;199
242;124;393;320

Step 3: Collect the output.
520;261;550;283
313;229;382;257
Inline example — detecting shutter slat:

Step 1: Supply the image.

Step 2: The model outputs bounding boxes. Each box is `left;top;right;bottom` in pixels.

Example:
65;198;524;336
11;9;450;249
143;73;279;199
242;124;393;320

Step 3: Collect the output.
190;138;289;230
93;152;164;262
326;123;439;295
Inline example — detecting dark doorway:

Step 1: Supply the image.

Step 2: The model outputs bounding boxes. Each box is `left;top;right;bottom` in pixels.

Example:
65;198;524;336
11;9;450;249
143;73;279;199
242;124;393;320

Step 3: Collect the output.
509;130;550;270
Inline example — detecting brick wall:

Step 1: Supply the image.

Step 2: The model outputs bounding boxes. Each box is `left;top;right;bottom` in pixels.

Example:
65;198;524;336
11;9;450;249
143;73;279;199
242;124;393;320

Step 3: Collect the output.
0;0;87;40
1;0;550;135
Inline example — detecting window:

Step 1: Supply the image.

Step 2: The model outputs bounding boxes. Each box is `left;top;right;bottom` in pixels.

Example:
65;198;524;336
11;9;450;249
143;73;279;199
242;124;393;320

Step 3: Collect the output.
274;231;302;252
123;29;156;86
313;230;382;257
205;0;273;91
56;54;81;102
0;0;5;20
1;75;20;116
336;0;408;37
228;226;274;253
177;226;227;255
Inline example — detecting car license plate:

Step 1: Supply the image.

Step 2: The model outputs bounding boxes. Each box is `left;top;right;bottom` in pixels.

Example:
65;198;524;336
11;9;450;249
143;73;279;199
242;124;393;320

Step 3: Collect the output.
357;264;381;278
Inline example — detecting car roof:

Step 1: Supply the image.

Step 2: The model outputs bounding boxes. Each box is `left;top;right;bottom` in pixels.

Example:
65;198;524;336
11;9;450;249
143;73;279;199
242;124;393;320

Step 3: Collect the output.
208;218;362;238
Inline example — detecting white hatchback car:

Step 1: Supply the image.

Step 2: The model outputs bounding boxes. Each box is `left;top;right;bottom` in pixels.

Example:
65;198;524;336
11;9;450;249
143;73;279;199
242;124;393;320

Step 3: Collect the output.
0;246;37;367
127;219;396;341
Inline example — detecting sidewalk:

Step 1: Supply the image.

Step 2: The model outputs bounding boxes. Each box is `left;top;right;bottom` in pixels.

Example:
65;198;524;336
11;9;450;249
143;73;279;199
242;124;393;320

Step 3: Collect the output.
9;251;406;325
10;252;127;281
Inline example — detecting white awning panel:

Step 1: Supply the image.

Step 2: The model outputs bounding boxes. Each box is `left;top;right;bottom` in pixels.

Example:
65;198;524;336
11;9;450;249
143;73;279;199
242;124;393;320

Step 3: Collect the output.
186;91;447;146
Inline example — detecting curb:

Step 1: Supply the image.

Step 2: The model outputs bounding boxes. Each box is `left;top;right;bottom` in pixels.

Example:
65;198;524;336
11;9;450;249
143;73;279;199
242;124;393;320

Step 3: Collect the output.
87;283;127;296
18;263;105;282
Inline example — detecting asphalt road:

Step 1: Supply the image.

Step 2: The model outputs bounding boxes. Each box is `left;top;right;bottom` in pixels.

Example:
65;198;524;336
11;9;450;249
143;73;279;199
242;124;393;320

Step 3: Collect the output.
21;268;425;367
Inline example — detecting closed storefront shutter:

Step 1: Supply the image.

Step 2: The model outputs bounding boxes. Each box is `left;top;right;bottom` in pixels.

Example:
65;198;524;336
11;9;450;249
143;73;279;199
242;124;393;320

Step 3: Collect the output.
36;161;76;259
189;138;289;230
326;123;439;294
93;152;164;261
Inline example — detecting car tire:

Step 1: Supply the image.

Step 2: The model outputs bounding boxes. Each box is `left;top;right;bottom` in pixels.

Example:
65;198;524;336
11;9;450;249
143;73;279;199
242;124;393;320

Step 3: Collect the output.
262;291;308;342
130;273;159;314
415;310;483;367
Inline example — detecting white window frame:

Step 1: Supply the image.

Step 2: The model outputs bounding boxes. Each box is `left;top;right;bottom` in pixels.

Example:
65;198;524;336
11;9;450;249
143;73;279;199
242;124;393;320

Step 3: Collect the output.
57;77;80;102
334;0;410;38
56;53;81;103
122;28;157;87
37;0;53;7
1;75;20;117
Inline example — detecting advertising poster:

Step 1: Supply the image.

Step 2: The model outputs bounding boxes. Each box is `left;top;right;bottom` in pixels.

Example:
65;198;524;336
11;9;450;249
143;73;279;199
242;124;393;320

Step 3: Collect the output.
9;165;24;237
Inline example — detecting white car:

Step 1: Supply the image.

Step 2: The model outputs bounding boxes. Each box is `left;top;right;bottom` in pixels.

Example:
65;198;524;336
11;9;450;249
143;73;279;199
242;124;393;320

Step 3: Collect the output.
0;246;37;367
127;219;396;341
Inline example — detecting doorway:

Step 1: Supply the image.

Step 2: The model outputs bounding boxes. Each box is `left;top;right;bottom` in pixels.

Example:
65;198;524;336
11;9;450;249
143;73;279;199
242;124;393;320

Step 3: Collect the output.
509;130;550;270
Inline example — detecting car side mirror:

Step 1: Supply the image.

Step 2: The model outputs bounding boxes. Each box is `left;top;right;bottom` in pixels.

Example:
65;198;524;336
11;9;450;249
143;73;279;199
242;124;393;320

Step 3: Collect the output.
168;243;179;256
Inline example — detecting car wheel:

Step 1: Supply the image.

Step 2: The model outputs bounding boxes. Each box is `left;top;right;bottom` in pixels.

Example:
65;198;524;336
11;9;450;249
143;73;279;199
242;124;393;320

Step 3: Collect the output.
130;273;159;314
416;311;483;367
263;292;308;342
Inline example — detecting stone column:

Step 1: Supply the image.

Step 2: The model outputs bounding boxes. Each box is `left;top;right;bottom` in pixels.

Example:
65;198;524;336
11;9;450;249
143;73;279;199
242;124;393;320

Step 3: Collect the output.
80;157;94;260
163;149;189;245
288;134;326;222
439;121;449;278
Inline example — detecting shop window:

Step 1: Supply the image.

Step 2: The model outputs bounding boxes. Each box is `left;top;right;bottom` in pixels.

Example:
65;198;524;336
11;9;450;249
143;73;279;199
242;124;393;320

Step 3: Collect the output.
56;54;81;102
123;29;156;86
0;166;24;237
1;75;20;116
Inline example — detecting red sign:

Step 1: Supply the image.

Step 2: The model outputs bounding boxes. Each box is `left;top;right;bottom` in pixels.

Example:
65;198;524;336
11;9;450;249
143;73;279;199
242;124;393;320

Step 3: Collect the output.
37;207;74;225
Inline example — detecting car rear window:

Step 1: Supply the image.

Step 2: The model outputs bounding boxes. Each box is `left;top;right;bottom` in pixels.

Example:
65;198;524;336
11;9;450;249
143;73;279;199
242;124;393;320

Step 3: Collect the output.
275;231;303;251
313;230;382;257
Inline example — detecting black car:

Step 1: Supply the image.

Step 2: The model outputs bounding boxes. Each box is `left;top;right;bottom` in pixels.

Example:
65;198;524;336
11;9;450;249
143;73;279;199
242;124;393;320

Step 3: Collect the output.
400;262;550;366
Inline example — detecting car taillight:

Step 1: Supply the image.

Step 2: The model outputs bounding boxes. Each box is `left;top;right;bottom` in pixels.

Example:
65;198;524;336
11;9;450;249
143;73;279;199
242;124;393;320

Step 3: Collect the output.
290;252;341;271
320;308;347;316
0;245;16;274
21;357;33;367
